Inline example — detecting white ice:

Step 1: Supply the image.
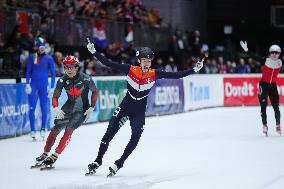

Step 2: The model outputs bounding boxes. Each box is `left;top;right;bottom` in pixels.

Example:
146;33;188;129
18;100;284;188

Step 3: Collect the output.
1;106;284;189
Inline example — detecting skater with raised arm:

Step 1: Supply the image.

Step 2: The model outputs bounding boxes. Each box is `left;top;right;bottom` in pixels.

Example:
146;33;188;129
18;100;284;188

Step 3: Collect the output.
85;38;203;176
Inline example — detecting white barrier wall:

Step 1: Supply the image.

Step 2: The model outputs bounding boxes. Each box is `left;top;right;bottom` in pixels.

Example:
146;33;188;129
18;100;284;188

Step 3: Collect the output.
183;74;224;110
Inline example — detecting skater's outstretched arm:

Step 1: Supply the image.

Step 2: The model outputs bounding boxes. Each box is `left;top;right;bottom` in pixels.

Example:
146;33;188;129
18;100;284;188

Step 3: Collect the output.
86;38;130;74
156;69;195;79
93;52;130;74
156;58;204;79
240;40;266;63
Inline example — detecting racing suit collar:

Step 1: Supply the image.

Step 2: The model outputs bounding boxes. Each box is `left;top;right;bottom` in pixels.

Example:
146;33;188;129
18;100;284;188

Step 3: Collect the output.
68;72;80;80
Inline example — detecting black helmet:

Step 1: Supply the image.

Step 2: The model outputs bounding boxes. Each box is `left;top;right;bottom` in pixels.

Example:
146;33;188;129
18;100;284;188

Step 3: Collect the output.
136;47;154;60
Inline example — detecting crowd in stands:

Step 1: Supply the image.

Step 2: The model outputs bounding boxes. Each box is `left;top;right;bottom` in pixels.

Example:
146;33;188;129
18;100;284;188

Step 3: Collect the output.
1;26;281;79
4;0;162;27
1;0;282;80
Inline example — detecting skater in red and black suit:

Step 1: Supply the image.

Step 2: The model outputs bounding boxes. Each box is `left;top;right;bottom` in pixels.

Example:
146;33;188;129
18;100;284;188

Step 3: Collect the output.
258;45;282;136
32;55;98;168
85;38;204;176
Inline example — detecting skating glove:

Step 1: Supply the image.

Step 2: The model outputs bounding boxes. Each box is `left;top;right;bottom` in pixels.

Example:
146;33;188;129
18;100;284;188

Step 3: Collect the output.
240;40;248;52
193;58;204;72
84;107;94;122
48;88;54;98
25;84;32;94
87;38;96;54
54;107;65;119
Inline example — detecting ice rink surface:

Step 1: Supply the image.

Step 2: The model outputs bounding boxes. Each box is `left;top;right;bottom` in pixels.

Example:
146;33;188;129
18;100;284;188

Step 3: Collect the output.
1;106;284;189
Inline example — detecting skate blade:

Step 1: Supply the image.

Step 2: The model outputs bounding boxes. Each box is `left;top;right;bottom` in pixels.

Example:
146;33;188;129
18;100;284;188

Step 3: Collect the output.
263;132;268;137
40;166;54;171
107;167;116;177
107;172;115;177
30;164;43;169
85;170;96;176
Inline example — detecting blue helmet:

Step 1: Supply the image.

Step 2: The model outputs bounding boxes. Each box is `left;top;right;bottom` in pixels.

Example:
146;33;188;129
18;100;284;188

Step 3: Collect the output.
34;37;46;49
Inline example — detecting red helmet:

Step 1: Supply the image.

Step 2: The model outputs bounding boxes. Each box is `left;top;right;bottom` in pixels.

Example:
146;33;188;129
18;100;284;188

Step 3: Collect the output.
63;55;79;66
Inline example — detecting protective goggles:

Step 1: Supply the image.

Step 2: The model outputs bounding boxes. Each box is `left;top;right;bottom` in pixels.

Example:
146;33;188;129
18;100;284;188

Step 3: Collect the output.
270;51;280;55
64;65;76;70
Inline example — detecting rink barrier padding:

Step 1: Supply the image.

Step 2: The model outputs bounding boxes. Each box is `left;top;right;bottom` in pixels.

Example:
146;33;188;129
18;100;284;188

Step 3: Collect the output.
223;76;284;106
2;74;284;139
0;84;30;138
146;79;185;116
96;79;127;121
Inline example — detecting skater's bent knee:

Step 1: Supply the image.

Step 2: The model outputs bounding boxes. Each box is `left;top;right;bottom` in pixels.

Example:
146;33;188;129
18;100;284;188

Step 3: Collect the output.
51;127;62;134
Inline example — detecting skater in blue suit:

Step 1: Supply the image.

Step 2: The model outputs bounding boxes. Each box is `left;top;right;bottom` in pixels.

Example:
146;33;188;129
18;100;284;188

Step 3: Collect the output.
25;37;56;141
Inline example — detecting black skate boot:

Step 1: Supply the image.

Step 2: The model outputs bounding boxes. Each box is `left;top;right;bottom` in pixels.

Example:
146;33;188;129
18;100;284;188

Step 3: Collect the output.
30;153;48;168
276;125;281;135
85;161;101;176
263;125;268;136
107;163;121;177
41;154;58;170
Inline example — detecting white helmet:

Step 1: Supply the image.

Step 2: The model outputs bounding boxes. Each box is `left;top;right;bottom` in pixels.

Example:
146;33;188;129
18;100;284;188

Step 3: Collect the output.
269;44;281;53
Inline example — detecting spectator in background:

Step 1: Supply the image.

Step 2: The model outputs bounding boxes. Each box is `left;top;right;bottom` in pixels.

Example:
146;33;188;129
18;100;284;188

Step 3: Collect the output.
175;30;185;51
3;25;21;79
226;60;236;73
168;30;185;69
147;8;161;28
247;57;262;73
236;58;249;73
92;56;109;76
182;56;194;71
20;48;29;72
154;57;164;70
0;33;4;70
54;51;64;76
217;56;228;74
204;58;218;74
123;42;136;65
20;32;34;53
165;56;178;72
73;51;84;71
189;30;202;57
106;43;122;62
85;59;95;76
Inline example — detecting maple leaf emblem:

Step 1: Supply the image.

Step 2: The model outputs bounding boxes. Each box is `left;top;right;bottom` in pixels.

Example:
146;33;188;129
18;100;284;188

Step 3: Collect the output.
67;87;82;97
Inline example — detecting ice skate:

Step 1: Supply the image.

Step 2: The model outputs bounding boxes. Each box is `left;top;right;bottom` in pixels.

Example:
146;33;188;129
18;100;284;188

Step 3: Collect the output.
263;125;268;136
276;125;281;135
107;163;120;177
40;154;57;170
85;161;100;176
30;153;48;169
